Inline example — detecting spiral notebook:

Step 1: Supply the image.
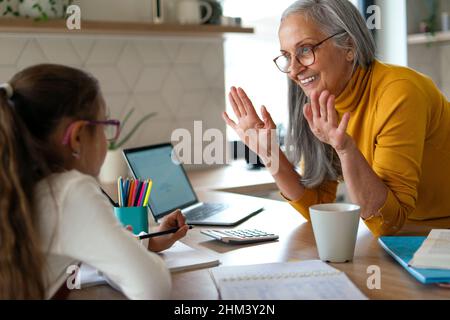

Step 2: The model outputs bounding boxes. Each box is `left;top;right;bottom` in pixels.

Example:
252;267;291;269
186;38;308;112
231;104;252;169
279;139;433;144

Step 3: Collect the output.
210;260;367;300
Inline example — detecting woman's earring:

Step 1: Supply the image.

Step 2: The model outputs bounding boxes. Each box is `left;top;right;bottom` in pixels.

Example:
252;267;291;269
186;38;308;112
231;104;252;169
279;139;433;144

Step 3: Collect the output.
347;51;354;62
72;150;80;159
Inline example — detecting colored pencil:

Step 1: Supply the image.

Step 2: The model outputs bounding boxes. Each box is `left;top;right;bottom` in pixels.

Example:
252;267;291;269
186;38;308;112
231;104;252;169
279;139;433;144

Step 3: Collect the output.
133;180;143;207
143;179;153;207
127;179;135;207
138;226;193;240
122;177;126;206
117;176;123;207
137;181;148;207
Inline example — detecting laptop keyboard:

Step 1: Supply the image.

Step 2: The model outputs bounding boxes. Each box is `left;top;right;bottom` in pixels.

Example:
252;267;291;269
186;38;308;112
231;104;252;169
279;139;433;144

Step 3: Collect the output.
184;203;229;221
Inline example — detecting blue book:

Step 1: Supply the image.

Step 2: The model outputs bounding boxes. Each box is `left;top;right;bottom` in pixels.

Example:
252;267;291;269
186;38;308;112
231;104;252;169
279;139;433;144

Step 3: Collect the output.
378;236;450;284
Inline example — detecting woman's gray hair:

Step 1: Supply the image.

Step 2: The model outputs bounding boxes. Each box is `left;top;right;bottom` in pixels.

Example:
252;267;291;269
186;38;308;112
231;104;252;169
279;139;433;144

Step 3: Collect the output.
283;0;375;188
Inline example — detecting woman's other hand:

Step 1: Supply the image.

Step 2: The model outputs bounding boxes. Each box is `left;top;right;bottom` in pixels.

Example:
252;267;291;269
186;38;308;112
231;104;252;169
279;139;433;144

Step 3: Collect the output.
147;209;189;252
222;87;278;161
303;90;352;154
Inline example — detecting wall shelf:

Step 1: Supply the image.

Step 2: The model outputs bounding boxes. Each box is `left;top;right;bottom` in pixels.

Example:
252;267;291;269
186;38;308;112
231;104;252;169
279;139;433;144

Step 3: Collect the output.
0;18;254;36
408;31;450;45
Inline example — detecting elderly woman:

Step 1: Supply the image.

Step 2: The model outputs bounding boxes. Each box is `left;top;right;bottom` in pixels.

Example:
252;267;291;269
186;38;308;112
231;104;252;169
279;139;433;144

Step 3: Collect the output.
222;0;450;237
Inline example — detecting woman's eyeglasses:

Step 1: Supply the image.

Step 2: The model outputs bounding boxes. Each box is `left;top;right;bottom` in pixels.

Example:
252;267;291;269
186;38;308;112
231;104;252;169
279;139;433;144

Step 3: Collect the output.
62;119;121;145
273;32;346;73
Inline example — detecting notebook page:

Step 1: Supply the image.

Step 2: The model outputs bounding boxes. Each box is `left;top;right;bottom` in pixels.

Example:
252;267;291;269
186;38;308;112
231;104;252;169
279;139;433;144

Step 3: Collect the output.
211;260;367;300
423;230;450;255
410;229;450;269
158;241;220;272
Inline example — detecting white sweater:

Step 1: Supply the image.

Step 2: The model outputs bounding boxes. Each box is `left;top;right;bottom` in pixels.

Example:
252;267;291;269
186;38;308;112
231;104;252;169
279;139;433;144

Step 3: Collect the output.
35;170;171;299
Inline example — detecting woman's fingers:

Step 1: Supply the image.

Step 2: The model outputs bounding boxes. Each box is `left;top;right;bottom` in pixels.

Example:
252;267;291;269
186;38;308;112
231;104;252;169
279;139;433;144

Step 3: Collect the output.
310;90;320;120
230;86;247;116
303;103;314;129
228;90;241;118
319;90;329;122
261;105;276;129
237;87;258;118
338;112;351;133
222;112;238;130
327;94;337;127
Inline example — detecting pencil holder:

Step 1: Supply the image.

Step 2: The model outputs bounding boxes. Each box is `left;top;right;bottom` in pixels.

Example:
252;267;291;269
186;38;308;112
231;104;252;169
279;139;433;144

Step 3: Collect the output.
114;206;149;235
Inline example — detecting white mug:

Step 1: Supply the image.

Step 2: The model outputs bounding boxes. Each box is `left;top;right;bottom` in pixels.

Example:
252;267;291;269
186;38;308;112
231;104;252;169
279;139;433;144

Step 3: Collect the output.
309;203;360;263
177;0;213;25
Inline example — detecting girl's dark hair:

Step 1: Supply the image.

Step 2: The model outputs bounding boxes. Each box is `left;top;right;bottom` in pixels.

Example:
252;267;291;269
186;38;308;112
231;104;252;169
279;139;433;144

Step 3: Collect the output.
0;64;101;299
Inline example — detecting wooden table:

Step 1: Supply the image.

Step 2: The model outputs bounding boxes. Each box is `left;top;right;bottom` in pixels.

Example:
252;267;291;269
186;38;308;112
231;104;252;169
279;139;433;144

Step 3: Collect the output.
68;164;450;300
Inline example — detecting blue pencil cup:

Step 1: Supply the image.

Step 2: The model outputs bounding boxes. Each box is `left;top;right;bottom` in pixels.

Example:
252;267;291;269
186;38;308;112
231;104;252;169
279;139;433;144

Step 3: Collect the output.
114;206;149;235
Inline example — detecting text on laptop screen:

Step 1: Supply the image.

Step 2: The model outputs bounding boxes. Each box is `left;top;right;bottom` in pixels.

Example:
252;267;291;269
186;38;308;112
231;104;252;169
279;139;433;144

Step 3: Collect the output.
126;145;197;216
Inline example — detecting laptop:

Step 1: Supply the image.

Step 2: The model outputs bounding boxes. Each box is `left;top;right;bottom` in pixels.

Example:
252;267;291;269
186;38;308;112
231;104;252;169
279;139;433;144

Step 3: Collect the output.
122;143;263;226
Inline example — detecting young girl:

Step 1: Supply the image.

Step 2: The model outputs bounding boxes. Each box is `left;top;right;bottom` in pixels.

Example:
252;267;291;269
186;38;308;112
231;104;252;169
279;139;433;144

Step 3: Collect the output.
0;64;189;299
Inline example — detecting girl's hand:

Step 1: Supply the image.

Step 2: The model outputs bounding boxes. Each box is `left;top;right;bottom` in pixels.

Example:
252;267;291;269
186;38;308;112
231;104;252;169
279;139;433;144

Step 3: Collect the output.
222;87;278;161
303;90;352;154
148;209;189;252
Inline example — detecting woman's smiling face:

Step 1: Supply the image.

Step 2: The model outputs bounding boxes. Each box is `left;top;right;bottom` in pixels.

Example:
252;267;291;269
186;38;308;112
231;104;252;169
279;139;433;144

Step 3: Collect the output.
278;13;355;98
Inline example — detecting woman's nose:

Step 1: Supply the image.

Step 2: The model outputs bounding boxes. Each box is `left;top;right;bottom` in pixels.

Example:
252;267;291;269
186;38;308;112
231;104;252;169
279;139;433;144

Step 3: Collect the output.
289;58;306;79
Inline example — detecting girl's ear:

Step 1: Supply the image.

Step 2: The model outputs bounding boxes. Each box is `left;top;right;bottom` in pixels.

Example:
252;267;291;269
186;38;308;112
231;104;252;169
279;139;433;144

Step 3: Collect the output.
68;122;86;158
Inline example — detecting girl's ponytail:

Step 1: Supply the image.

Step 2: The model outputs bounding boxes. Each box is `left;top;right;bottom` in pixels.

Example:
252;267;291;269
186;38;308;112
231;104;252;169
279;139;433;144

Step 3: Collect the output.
0;64;100;299
0;85;46;299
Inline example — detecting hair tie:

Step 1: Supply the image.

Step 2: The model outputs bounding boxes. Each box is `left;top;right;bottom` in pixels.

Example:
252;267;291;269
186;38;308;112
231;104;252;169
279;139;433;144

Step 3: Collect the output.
0;83;13;99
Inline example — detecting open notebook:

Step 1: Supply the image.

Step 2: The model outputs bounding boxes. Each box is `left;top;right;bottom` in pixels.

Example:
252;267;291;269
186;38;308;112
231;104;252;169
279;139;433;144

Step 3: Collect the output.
379;236;450;284
210;260;367;300
79;242;219;289
409;229;450;270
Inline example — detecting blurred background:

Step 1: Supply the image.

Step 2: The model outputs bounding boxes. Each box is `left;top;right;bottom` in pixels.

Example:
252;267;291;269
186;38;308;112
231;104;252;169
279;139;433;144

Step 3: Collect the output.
0;0;448;165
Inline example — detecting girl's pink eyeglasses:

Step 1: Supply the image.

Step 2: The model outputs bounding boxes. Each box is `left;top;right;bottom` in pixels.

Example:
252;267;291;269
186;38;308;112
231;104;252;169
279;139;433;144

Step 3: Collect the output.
62;119;121;145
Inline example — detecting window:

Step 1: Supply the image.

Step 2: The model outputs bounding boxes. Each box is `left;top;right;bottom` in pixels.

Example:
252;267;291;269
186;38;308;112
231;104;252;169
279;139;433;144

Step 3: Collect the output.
222;0;361;141
222;0;294;140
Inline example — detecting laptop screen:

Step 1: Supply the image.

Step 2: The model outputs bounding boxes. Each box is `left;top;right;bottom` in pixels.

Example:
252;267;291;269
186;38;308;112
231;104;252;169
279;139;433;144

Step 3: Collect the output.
124;144;198;218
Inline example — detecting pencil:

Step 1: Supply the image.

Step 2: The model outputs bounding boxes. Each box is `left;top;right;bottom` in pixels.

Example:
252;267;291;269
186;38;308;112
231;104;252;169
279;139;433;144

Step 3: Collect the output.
137;180;147;207
133;180;143;207
100;188;118;207
143;179;153;207
117;177;123;207
127;179;135;207
124;178;130;205
138;225;193;240
122;178;128;207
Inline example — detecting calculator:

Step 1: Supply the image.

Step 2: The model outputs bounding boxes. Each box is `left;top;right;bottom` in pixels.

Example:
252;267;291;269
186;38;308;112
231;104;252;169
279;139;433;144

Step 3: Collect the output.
201;229;279;244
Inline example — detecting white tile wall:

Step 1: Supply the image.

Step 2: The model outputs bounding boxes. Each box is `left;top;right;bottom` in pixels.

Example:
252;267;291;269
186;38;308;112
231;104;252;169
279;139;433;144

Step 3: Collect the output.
0;34;226;153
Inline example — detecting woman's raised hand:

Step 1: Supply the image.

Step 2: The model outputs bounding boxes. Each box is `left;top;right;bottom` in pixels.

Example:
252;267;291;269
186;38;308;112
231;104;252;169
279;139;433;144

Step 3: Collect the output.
222;87;277;160
303;90;352;154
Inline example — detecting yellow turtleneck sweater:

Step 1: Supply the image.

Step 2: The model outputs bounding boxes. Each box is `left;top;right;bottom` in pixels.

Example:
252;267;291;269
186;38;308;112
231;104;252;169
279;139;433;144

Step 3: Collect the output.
287;60;450;237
